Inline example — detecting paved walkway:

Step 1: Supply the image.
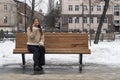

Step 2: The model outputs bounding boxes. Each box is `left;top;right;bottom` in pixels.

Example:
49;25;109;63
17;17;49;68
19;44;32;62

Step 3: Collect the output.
0;63;120;80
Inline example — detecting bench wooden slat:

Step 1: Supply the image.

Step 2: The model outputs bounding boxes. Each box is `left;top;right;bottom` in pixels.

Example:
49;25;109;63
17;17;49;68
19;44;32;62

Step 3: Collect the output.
45;33;89;49
91;33;115;41
13;48;90;54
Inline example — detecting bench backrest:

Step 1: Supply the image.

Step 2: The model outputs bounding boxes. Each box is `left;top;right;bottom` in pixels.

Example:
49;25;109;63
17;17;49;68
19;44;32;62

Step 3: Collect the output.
91;34;103;40
15;33;27;49
91;33;115;41
102;33;115;40
45;33;88;49
15;32;90;54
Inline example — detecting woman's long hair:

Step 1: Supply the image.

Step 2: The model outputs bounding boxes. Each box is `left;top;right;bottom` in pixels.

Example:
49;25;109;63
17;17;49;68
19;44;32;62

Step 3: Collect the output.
30;18;43;36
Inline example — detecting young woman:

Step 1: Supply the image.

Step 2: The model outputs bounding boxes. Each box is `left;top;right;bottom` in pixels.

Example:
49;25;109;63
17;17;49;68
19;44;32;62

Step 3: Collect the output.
27;18;45;71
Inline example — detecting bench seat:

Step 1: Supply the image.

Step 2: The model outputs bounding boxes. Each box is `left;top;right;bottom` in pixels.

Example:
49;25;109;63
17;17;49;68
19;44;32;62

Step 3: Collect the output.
14;48;90;54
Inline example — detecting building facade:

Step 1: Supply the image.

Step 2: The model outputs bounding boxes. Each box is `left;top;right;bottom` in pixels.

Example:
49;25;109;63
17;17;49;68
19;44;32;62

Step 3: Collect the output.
14;0;31;32
59;0;114;32
14;0;45;32
0;0;44;32
114;0;120;32
0;0;17;32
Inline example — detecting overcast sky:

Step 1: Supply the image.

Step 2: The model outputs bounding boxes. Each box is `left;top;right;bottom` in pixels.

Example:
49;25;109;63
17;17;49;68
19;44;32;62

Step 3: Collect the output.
18;0;49;14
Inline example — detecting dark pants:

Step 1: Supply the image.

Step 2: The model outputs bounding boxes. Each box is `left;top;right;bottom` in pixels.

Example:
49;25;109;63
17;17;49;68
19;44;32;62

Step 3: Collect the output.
27;45;45;67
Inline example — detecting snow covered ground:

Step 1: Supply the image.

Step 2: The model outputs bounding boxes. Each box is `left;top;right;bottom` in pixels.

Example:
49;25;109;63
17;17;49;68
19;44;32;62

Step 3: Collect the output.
0;36;120;67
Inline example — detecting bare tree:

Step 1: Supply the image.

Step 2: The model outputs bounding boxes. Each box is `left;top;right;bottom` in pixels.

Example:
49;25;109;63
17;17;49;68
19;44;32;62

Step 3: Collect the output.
83;0;114;44
48;0;55;13
45;0;57;32
27;0;43;23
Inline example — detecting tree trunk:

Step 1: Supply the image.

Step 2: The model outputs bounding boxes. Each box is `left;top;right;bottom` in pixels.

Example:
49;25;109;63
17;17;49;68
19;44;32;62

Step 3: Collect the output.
94;0;110;44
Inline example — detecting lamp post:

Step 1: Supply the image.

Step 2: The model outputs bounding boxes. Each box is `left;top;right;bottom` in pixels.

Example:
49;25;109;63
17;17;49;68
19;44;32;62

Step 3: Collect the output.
31;0;35;22
24;0;27;32
16;2;19;32
82;3;84;32
89;0;91;46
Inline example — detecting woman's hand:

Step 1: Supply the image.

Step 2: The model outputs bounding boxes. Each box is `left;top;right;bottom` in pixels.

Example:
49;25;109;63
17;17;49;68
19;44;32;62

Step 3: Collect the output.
39;41;44;46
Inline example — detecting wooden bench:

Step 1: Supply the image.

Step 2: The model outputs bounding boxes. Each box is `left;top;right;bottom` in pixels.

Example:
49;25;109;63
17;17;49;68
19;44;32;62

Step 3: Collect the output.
13;32;91;71
101;33;115;41
91;34;103;40
91;33;115;41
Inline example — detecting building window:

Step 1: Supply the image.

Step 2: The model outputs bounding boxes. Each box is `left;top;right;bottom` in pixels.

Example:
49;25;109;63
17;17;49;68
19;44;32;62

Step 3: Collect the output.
114;11;120;16
83;5;87;11
97;17;100;23
4;16;8;23
91;5;93;11
97;5;101;11
90;17;93;23
75;5;79;11
69;17;73;23
104;17;107;23
114;20;120;24
114;5;120;10
68;5;73;11
4;5;7;11
83;17;87;23
75;17;79;23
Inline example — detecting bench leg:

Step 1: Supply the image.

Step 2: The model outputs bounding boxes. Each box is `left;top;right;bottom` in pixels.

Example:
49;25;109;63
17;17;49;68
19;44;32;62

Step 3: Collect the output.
22;54;25;66
79;54;83;72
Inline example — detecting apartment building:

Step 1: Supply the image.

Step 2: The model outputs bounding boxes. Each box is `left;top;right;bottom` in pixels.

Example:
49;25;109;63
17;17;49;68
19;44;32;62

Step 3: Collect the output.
14;0;31;32
0;0;17;32
60;0;114;32
114;0;120;32
0;0;44;32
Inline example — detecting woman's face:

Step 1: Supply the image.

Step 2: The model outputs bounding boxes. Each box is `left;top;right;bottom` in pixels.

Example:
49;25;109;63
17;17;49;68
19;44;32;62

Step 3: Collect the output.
33;19;39;27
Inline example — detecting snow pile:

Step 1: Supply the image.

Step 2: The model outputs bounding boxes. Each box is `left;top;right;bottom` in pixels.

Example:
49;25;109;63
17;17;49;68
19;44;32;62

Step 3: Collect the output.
0;41;21;65
85;40;120;65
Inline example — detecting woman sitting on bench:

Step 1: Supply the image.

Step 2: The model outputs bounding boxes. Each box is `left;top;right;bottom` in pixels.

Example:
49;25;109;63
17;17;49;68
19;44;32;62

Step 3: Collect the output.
27;18;45;71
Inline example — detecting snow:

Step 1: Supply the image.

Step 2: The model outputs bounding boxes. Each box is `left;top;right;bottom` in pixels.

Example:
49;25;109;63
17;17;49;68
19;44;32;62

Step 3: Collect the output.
0;38;120;67
85;41;120;65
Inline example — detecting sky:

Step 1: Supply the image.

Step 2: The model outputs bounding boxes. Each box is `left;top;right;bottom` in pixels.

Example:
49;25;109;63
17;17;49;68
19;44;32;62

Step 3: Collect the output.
18;0;49;14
